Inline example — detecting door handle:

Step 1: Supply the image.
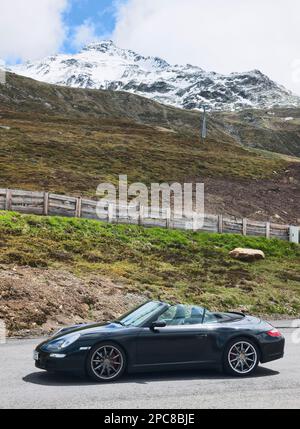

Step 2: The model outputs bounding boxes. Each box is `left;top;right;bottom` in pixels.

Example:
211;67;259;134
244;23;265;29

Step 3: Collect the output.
196;334;208;338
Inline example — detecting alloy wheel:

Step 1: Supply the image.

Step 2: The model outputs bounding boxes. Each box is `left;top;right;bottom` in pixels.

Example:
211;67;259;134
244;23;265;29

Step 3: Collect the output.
91;345;124;381
228;341;258;375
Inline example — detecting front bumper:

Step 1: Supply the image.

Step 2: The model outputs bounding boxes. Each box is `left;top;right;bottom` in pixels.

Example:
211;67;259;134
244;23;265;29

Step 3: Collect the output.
35;349;88;375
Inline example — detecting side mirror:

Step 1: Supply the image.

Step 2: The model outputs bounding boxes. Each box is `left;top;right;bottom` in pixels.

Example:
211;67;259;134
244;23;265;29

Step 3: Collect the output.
151;321;167;331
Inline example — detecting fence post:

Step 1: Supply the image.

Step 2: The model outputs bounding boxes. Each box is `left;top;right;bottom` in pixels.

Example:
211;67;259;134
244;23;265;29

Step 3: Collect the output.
108;203;114;223
192;212;200;232
242;218;247;236
289;226;299;244
266;222;271;239
139;205;144;226
43;192;49;216
218;215;223;234
5;189;12;211
75;197;82;218
166;208;171;229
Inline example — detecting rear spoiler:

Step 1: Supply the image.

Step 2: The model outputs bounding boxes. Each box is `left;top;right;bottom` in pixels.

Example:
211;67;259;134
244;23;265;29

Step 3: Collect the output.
227;311;247;317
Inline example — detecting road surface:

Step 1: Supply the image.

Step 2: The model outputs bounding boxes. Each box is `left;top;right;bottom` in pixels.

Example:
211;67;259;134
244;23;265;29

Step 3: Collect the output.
0;324;299;409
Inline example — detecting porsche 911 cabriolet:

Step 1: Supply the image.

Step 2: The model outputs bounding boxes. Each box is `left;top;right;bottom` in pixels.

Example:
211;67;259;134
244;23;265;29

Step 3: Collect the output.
34;301;285;382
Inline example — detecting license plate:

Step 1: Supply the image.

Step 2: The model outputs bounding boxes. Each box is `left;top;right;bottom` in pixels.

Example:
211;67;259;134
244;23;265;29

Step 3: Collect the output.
33;351;39;361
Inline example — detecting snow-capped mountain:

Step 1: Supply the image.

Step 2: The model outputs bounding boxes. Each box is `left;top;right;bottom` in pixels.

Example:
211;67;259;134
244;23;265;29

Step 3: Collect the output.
10;40;300;111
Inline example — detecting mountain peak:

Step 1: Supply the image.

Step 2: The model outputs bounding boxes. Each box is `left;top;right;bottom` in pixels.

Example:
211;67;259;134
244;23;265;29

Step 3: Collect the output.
9;43;300;111
82;40;116;52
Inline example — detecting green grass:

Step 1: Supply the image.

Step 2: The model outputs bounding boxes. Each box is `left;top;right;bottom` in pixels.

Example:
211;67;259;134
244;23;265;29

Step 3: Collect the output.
1;211;299;316
0;112;288;196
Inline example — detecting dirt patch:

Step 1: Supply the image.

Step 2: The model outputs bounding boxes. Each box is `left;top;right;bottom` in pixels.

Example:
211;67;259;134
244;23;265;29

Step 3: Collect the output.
0;266;146;337
203;164;300;224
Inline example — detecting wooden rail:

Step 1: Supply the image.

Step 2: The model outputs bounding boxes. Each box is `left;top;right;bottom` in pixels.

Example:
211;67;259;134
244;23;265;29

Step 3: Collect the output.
0;188;298;243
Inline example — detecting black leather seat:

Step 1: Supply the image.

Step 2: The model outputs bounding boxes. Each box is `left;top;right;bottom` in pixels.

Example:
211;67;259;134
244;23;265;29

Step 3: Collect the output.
169;305;186;325
185;307;204;325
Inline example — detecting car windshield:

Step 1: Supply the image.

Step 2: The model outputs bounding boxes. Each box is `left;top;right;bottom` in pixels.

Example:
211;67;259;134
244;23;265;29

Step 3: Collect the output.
116;301;166;327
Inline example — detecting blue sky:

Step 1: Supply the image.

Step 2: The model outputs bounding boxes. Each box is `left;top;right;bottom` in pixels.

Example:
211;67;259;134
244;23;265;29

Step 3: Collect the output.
63;0;117;53
0;0;120;63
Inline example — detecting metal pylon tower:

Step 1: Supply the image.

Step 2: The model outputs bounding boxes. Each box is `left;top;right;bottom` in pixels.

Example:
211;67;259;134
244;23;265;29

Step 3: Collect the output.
201;105;208;141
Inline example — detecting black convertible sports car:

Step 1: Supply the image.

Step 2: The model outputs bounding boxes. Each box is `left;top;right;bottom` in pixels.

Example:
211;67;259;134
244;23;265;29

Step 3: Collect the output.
34;301;285;382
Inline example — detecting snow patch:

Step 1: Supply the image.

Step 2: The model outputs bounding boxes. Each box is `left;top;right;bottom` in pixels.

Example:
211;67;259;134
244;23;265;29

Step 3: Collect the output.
10;40;300;112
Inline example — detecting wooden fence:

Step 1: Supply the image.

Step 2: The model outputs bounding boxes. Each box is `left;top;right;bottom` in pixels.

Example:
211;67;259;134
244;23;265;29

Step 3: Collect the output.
0;188;298;243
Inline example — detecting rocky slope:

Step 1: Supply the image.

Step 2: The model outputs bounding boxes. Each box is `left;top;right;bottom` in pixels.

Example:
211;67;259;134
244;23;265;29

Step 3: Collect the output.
0;266;145;337
10;40;300;112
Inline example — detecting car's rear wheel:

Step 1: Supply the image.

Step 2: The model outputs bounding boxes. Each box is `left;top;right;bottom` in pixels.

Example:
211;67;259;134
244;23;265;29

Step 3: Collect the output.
86;343;126;382
223;338;259;377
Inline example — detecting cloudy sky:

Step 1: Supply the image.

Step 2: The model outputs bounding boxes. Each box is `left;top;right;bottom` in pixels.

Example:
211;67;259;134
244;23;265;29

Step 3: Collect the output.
0;0;299;94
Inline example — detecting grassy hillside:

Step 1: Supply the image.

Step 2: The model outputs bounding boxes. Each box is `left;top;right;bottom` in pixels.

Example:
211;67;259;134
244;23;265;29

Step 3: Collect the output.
2;72;299;157
0;72;202;134
0;211;299;331
1;74;300;223
1;110;299;223
214;108;300;157
0;110;289;190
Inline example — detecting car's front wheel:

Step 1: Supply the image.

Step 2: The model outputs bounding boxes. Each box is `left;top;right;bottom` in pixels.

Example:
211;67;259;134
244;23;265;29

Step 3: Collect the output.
86;343;126;382
223;338;259;377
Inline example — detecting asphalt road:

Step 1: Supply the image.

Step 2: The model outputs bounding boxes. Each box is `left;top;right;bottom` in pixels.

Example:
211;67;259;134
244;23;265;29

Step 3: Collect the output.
0;324;300;409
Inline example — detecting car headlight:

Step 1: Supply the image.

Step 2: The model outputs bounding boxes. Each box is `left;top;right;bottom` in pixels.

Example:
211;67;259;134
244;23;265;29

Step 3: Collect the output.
46;333;81;352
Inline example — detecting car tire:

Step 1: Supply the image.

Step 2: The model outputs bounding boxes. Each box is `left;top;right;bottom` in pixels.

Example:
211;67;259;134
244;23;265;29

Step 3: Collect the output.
223;337;259;377
86;342;127;383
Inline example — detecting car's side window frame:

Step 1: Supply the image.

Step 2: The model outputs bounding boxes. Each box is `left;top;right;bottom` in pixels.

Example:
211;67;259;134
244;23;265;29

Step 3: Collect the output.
140;304;171;328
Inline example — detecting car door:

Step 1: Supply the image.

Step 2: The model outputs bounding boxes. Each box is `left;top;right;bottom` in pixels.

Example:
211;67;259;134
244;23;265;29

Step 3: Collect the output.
134;305;215;367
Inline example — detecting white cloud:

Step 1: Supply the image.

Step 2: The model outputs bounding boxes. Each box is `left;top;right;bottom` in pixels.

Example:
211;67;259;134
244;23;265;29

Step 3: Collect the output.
72;19;98;50
112;0;300;94
0;0;68;61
